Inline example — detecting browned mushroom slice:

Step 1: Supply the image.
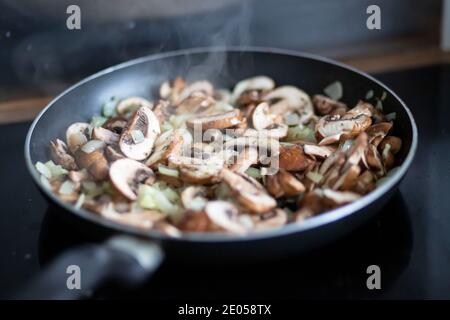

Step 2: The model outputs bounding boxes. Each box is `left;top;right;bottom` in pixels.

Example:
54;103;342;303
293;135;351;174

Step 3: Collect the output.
105;146;124;162
102;116;128;135
295;191;325;222
365;122;393;146
107;210;167;230
303;144;334;158
175;92;215;115
312;94;347;116
181;186;208;211
109;158;155;201
264;86;313;124
178;81;214;103
92;127;120;145
151;100;171;124
66;122;90;154
265;173;285;198
231;76;275;103
159;76;185;103
74;141;109;181
261;123;289;139
220;168;276;213
353;170;376;194
278;144;313;171
116;97;153;116
145;130;183;168
252;209;288;231
205;201;246;234
277;169;305;196
50;139;77;170
342;101;373;119
321;188;361;206
379;136;402;154
68;169;89;183
186;109;242;130
365;143;384;172
343;132;368;168
154;221;182;237
332;164;361;191
170;156;223;185
119;106;161;160
315;114;372;144
230;147;258;173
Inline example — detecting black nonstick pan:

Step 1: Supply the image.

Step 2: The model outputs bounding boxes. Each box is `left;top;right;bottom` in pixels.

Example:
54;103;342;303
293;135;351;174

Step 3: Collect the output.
22;47;417;299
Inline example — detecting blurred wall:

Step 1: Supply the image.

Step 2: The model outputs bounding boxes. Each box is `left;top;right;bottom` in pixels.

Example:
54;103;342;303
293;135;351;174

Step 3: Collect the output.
0;0;442;98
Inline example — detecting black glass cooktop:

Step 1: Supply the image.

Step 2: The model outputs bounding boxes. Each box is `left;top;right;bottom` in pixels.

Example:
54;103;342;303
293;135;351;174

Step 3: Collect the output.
1;64;450;300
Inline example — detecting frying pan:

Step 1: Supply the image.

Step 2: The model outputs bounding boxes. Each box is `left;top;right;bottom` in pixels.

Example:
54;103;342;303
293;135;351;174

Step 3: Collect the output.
22;47;417;299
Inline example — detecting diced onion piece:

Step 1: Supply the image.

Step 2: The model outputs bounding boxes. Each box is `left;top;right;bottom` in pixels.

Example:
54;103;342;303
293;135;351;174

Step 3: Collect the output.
102;97;118;117
365;90;374;100
387;166;401;177
375;99;383;111
246;167;262;180
138;185;180;215
286;125;316;142
74;193;85;209
306;171;323;184
323;81;343;100
189;197;207;211
45;160;68;179
340;139;354;152
36;161;52;179
158;164;179;178
130;130;145;144
382;143;391;159
385;112;397;121
59;180;75;195
40;175;52;189
90;115;107;128
81;140;106;153
376;177;389;187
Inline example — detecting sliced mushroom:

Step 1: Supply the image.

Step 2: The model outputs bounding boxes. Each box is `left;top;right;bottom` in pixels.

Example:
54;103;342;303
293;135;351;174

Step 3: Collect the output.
313;94;347;116
277;169;305;196
278;144;312;171
295;191;325;222
151;100;171;124
264;86;313;123
230;147;259;173
220;168;276;213
116;97;153;116
74;145;109;181
68;169;89;183
366;122;393;146
252;102;275;130
265;173;285;198
50;139;77;170
92;127;120;145
379;136;402;154
107;210;166;230
186;109;242;130
169;155;223;185
178;80;214;103
353;170;376;194
322;188;361;205
66;122;90;154
303;144;334;158
145;130;183;168
365;143;384;172
159;76;185;103
181;186;208;211
205;201;246;234
119;106;161;160
109;158;155;201
105;145;124;162
332;164;361;191
252;209;288;231
231;76;275;103
176;92;215;115
102;116;128;135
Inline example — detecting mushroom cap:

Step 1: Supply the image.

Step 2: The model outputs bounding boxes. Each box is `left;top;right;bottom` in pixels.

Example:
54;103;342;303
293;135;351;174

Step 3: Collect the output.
253;209;288;231
278;144;312;171
265;86;313;123
186;109;243;130
145;130;183;168
231;76;275;103
181;186;208;211
119;106;161;160
109;158;155;201
92;127;120;145
252;102;274;130
50;139;77;170
220;168;276;213
116;97;153;116
205;201;246;234
230;147;259;173
66;122;90;154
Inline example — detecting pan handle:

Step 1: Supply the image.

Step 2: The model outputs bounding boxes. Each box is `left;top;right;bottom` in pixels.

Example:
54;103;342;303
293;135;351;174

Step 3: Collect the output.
15;235;164;299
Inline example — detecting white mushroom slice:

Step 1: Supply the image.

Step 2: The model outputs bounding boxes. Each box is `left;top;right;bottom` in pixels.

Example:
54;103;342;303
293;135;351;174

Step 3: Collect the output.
159;77;185;103
175;92;215;115
116;97;153;116
181;186;208;211
303;144;334;158
264;86;313;123
230;147;258;173
106;210;166;230
145;130;183;168
66;122;90;154
170;155;224;185
315;114;372;143
253;209;288;231
92;127;120;145
50;139;77;170
178;81;214;102
322;188;361;205
220;168;276;213
252;102;274;130
186;109;242;130
74;147;109;181
119;106;161;160
205;201;246;234
231;76;275;103
262;123;288;139
109;158;155;201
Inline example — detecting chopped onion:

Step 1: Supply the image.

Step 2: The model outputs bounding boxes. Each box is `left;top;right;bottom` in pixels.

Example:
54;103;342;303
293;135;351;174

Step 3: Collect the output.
131;130;145;144
40;175;52;189
158;164;179;178
188;197;207;211
138;185;179;215
365;90;374;100
381;91;387;101
90;115;107;128
285;113;300;126
340;139;354;152
102;97;118;117
246;167;262;180
81;140;105;153
81;181;103;197
382;143;391;159
75;193;85;209
161;121;173;132
306;171;323;184
385;112;397;121
45;160;68;178
59;180;75;195
387;166;401;177
286;125;316;142
375;99;383;111
323;81;343;100
36;161;51;179
376;177;389;187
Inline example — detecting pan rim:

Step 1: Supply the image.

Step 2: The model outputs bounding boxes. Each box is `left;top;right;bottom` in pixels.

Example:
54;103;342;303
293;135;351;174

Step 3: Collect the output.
24;46;418;243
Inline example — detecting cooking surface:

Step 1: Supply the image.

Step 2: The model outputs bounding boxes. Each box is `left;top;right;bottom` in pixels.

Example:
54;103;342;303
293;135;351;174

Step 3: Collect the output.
1;64;449;299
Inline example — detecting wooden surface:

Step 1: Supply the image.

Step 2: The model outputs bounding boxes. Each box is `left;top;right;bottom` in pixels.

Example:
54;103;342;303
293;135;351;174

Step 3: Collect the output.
1;47;449;125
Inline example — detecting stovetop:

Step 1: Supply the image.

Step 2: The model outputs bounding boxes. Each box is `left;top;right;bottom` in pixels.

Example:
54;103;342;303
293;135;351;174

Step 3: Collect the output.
1;64;450;300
